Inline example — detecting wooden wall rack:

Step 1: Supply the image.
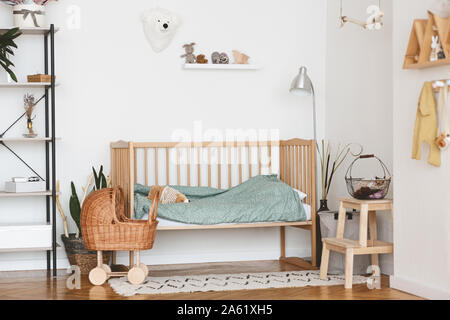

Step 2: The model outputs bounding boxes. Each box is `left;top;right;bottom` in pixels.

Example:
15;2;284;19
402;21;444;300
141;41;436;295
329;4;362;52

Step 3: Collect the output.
404;11;450;69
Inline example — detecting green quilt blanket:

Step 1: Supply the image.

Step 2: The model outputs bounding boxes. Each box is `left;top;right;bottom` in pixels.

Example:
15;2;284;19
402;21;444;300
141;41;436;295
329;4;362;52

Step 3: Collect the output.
134;175;306;224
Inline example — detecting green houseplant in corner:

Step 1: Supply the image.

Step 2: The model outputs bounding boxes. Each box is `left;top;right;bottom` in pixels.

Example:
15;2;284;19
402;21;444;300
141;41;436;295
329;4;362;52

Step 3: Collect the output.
59;166;112;274
316;140;363;212
0;27;21;82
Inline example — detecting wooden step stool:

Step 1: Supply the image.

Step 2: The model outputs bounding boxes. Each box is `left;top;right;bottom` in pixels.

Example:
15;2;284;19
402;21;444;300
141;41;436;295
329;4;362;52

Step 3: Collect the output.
319;198;394;289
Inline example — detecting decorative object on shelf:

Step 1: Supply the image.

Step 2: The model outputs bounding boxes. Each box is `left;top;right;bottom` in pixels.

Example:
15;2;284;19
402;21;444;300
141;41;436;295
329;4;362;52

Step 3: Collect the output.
5;176;45;193
1;1;57;28
339;0;384;31
196;54;208;64
142;7;180;53
316;140;363;210
58;166;111;274
211;51;229;64
181;42;196;64
27;73;55;82
345;155;392;200
232;50;250;64
23;93;37;138
404;11;450;69
430;35;440;61
0;27;22;83
437;42;447;60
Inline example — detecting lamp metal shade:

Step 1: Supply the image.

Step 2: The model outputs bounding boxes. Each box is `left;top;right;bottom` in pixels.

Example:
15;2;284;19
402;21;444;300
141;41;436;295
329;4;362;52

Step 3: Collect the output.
290;66;313;96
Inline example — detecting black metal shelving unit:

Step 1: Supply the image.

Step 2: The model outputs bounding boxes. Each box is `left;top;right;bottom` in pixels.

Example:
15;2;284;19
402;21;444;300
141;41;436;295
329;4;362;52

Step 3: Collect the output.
0;25;58;277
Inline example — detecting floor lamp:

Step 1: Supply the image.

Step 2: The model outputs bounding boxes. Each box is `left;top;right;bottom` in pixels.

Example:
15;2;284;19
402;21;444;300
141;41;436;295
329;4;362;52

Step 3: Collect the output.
290;66;321;265
289;66;317;142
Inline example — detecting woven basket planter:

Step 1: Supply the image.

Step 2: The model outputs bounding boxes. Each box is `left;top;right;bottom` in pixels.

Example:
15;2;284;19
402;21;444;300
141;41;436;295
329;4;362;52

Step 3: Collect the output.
61;234;111;274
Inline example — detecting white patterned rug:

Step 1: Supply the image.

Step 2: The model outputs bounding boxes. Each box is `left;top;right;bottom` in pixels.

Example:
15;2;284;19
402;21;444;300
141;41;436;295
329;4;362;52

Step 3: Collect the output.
108;270;368;297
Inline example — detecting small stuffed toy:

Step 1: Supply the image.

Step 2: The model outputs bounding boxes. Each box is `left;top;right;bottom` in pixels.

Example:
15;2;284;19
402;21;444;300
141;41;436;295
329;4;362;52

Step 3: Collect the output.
148;186;189;204
181;43;196;64
211;52;229;64
196;54;208;64
435;133;450;150
232;50;250;64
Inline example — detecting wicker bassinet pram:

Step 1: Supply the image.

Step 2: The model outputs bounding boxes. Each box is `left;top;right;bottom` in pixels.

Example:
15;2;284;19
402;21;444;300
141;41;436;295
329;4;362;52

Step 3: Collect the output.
81;187;160;285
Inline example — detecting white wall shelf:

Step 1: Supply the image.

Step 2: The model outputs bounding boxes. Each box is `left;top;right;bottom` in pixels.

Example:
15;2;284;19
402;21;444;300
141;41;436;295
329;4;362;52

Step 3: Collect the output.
0;191;59;198
183;64;261;70
0;138;60;142
0;27;59;35
0;82;60;88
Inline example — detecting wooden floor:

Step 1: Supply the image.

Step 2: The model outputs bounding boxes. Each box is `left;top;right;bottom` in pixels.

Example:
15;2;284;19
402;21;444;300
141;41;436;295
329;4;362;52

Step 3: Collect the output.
0;260;421;300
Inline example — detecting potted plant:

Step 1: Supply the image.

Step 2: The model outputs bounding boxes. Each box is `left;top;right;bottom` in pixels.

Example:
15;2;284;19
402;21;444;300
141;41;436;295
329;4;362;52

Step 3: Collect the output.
58;166;111;274
1;1;59;29
0;27;21;82
316;140;363;212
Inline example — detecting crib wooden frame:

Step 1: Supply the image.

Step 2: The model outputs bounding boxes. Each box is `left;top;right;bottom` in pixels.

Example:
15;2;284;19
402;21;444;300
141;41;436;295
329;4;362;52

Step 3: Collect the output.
110;138;317;267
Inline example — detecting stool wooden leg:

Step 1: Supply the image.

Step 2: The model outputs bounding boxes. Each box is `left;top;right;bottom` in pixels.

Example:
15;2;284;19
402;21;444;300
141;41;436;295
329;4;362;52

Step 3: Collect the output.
344;248;354;289
280;226;286;259
359;204;369;247
129;251;134;268
320;243;330;280
97;251;103;267
336;202;346;239
369;211;379;268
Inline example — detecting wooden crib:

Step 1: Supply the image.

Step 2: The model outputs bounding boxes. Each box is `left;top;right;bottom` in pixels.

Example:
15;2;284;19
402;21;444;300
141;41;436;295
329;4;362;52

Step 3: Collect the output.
110;138;317;268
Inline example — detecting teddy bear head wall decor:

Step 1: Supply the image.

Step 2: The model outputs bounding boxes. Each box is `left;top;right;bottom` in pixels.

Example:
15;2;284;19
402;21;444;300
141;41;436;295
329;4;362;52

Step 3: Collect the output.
181;43;196;63
141;8;180;53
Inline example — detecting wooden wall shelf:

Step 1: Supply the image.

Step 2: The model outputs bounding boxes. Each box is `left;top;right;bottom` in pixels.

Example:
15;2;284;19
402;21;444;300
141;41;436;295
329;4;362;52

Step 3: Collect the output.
403;12;450;69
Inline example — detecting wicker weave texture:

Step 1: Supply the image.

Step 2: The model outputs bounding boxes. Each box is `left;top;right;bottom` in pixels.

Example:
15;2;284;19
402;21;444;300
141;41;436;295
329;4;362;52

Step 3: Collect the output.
81;187;159;251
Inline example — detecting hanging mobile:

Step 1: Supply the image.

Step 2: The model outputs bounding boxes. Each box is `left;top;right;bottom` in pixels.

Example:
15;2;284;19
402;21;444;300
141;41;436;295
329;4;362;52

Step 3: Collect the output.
340;0;384;31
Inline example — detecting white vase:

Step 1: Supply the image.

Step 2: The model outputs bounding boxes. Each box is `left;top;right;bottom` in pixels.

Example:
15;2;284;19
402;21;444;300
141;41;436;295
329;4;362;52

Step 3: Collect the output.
13;4;46;29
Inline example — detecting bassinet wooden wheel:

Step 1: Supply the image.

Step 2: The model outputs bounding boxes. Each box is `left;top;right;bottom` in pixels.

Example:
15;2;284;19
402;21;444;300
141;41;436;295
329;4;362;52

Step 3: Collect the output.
139;263;149;277
89;267;108;286
102;264;112;279
127;267;146;285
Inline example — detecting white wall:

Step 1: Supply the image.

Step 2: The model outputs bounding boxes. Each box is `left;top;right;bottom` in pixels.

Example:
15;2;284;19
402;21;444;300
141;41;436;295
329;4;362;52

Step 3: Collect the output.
391;0;450;299
325;0;394;274
0;0;327;270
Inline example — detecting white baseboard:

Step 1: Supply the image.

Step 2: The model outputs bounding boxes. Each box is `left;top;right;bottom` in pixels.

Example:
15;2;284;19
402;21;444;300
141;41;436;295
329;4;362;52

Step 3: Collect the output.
390;275;450;300
0;247;311;272
0;259;70;272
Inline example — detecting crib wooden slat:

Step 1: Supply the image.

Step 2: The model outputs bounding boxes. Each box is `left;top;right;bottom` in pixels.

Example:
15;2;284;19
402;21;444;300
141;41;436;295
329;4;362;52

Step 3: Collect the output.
268;144;272;174
144;148;148;186
177;148;181;185
258;144;262;175
197;147;201;187
303;146;307;194
166;148;170;185
247;142;252;178
280;145;284;182
134;148;137;183
154;148;158;186
291;146;295;187
228;146;232;188
217;147;221;189
295;146;299;190
208;147;212;187
238;146;243;184
187;148;191;186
